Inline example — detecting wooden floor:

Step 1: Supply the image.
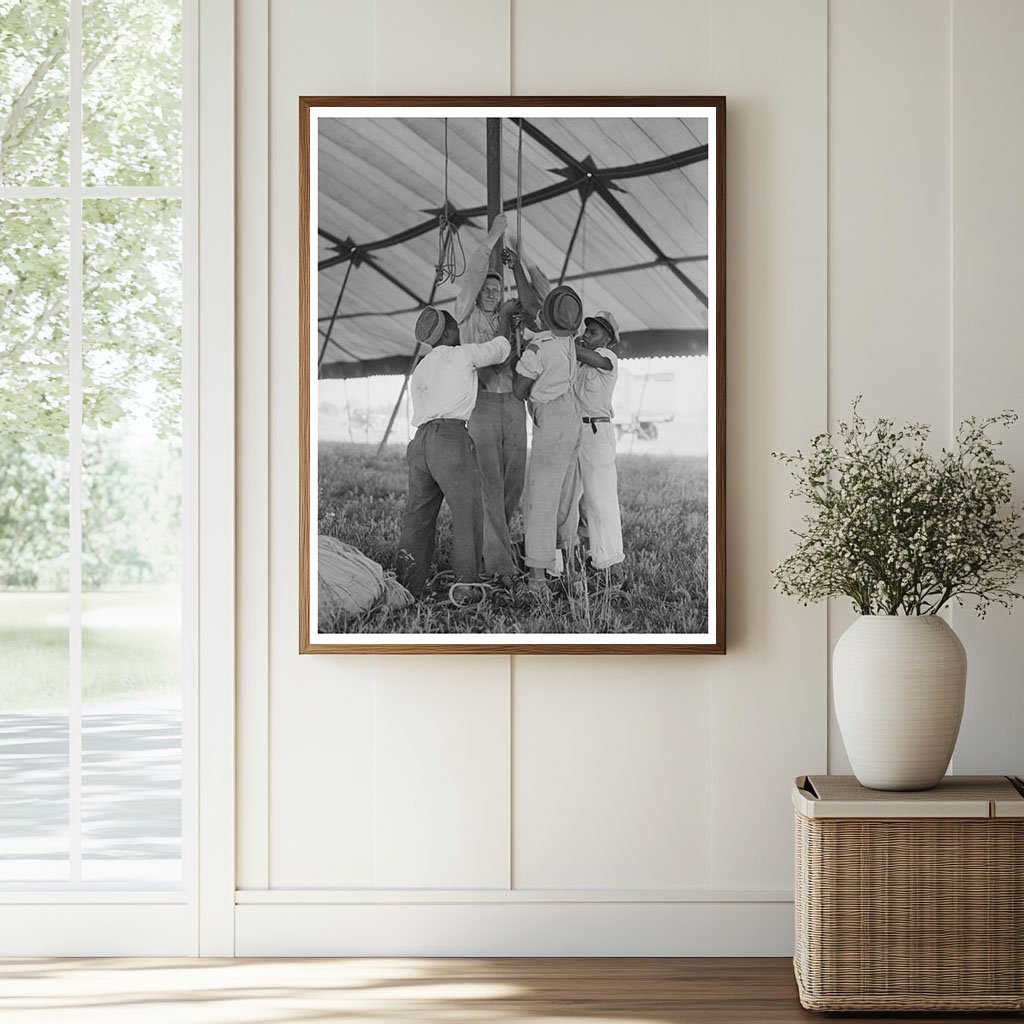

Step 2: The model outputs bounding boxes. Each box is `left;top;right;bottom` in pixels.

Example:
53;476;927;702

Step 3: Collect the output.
0;957;1019;1023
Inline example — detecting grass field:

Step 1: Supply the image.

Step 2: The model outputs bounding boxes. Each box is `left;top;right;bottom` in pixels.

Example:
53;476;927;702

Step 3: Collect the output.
0;589;180;710
318;442;708;635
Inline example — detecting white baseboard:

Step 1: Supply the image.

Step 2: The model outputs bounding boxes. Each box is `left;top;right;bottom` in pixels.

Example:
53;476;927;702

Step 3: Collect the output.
235;899;795;957
0;904;196;956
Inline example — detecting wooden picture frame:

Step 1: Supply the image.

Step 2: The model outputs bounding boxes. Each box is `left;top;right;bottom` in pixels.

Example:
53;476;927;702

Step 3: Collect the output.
300;96;725;654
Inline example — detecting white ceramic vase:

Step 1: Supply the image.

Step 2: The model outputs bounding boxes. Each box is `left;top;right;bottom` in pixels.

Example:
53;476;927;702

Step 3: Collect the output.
833;615;967;791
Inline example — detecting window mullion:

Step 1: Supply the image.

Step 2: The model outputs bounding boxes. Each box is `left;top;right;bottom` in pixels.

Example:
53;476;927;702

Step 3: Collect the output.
0;188;69;199
68;0;83;886
0;187;185;200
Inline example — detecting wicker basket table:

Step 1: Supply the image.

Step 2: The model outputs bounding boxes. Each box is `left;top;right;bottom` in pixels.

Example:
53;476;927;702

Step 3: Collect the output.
793;774;1024;1012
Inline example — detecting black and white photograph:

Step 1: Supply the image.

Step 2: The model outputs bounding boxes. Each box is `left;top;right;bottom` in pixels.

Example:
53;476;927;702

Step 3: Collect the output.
300;99;725;653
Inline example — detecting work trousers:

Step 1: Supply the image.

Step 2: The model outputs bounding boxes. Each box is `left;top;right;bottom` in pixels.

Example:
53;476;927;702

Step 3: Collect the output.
468;388;527;576
523;391;582;571
396;419;482;597
572;420;624;569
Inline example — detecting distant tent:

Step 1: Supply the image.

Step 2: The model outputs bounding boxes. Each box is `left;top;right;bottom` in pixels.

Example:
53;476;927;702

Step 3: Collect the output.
317;115;710;380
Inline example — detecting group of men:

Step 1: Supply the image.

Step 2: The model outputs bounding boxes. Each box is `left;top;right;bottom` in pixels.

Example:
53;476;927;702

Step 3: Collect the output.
395;213;626;599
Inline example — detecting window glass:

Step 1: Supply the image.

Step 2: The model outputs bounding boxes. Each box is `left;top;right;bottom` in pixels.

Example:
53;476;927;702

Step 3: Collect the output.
2;0;186;893
0;199;70;881
0;0;70;186
82;0;181;186
81;197;182;883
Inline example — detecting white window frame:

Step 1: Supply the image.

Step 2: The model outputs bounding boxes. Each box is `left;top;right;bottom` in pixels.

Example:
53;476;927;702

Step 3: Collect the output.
195;0;236;958
0;0;234;956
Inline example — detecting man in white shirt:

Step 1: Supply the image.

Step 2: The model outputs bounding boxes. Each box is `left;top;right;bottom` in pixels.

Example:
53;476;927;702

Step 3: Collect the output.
572;310;625;583
396;306;511;598
512;285;584;589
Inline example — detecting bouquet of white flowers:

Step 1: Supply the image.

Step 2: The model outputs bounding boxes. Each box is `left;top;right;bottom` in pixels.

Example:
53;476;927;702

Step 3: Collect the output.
772;401;1024;617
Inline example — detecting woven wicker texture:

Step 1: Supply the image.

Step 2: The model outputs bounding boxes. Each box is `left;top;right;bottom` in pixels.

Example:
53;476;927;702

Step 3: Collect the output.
805;774;1023;803
795;804;1024;1011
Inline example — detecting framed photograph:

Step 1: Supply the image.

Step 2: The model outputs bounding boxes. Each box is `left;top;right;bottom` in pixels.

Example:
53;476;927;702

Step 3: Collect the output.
300;96;725;654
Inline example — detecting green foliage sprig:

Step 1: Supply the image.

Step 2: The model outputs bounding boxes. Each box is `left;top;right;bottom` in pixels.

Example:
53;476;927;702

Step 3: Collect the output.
772;400;1024;617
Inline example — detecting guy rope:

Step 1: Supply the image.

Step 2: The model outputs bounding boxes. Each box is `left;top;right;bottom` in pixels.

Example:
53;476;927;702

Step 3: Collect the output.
434;118;465;285
378;118;465;456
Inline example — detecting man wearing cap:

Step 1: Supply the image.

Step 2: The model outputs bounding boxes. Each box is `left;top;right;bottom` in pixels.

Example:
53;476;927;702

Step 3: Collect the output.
455;213;545;580
572;310;626;583
395;306;511;598
512;285;585;589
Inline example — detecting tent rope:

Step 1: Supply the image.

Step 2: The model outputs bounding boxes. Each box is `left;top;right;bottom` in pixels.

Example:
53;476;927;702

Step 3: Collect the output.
501;119;525;269
434;118;466;285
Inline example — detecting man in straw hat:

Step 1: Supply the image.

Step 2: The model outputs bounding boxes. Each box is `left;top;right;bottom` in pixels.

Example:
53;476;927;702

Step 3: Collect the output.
572;310;626;585
512;285;585;590
455;213;546;580
395;306;511;598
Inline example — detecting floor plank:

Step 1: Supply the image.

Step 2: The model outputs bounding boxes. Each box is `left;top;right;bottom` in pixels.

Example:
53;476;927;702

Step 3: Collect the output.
0;957;1019;1023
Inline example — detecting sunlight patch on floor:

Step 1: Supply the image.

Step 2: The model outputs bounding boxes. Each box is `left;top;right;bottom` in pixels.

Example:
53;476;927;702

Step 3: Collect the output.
0;958;684;1024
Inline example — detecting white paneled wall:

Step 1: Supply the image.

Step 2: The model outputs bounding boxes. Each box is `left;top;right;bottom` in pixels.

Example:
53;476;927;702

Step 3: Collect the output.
373;661;511;888
511;0;712;94
375;0;510;94
948;0;1024;777
513;657;713;889
706;0;828;890
270;666;378;886
829;0;951;428
234;0;1024;954
261;0;375;892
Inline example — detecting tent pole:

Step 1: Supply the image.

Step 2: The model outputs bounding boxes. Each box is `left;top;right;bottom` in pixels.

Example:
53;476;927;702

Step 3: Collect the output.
317;260;354;370
558;193;590;286
486;117;503;274
343;379;353;441
375;351;418;457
